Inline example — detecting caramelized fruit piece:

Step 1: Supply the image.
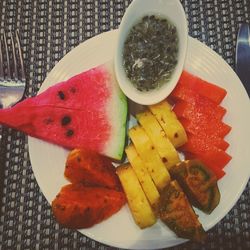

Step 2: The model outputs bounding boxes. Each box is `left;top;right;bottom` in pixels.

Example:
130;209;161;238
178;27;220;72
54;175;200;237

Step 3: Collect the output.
52;183;126;229
159;180;206;242
65;148;122;190
170;160;220;214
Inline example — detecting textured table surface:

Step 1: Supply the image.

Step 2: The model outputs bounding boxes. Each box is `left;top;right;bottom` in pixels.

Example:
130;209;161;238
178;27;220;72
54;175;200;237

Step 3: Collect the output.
0;0;249;249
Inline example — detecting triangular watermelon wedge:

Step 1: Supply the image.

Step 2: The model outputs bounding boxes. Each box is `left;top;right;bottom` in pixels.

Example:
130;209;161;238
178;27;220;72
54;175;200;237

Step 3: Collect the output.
0;61;128;160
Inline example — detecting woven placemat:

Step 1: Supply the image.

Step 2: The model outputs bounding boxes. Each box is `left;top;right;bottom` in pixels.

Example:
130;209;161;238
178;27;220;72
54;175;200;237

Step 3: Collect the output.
0;0;249;249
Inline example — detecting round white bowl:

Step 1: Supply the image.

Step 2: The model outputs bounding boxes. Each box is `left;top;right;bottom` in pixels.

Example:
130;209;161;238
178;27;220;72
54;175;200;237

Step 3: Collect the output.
114;0;188;105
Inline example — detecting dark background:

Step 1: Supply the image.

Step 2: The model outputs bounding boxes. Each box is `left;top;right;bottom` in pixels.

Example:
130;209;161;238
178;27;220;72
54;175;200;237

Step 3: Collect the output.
0;0;249;249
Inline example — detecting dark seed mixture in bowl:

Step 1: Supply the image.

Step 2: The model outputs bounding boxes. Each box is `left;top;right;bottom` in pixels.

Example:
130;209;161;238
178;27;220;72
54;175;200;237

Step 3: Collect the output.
123;15;179;92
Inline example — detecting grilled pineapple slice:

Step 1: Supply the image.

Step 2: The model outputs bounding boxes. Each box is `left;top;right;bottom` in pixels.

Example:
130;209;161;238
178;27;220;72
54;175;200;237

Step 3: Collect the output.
149;100;187;148
128;126;171;191
116;164;157;229
136;111;180;170
125;144;160;209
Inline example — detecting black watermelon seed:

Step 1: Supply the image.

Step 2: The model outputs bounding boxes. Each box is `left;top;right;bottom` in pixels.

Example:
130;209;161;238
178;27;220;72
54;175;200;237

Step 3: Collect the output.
66;129;74;137
58;91;65;100
61;116;71;126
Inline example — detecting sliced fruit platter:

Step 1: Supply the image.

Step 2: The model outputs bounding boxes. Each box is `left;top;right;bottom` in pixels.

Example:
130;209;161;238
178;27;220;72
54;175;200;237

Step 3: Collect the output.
20;30;250;249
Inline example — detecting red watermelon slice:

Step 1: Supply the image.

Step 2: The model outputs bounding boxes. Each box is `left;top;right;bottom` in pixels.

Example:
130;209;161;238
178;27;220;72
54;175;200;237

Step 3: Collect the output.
173;71;227;104
181;134;232;167
178;116;231;138
0;62;128;160
173;99;226;121
184;152;226;180
181;136;232;170
170;70;232;179
181;132;229;151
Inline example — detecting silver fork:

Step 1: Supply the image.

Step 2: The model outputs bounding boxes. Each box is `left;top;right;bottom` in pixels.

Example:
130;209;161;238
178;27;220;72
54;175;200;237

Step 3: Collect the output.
0;31;26;214
0;30;26;109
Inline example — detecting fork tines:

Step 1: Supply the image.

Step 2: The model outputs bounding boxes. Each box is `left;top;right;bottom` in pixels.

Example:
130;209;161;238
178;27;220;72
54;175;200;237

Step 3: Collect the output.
0;31;25;82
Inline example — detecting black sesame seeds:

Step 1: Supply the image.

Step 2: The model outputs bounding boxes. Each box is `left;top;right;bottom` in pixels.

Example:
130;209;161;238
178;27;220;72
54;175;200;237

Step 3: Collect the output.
123;15;179;92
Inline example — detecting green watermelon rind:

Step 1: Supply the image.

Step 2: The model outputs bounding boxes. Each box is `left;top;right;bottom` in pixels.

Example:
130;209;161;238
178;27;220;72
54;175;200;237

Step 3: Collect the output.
115;91;128;160
103;62;128;161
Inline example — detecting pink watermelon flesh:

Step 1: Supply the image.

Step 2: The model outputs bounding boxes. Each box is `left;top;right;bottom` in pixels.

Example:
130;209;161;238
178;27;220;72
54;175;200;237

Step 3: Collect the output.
0;62;128;160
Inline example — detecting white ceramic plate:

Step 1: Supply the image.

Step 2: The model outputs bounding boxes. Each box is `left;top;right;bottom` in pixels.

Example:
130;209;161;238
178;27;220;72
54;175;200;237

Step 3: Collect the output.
28;30;250;249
